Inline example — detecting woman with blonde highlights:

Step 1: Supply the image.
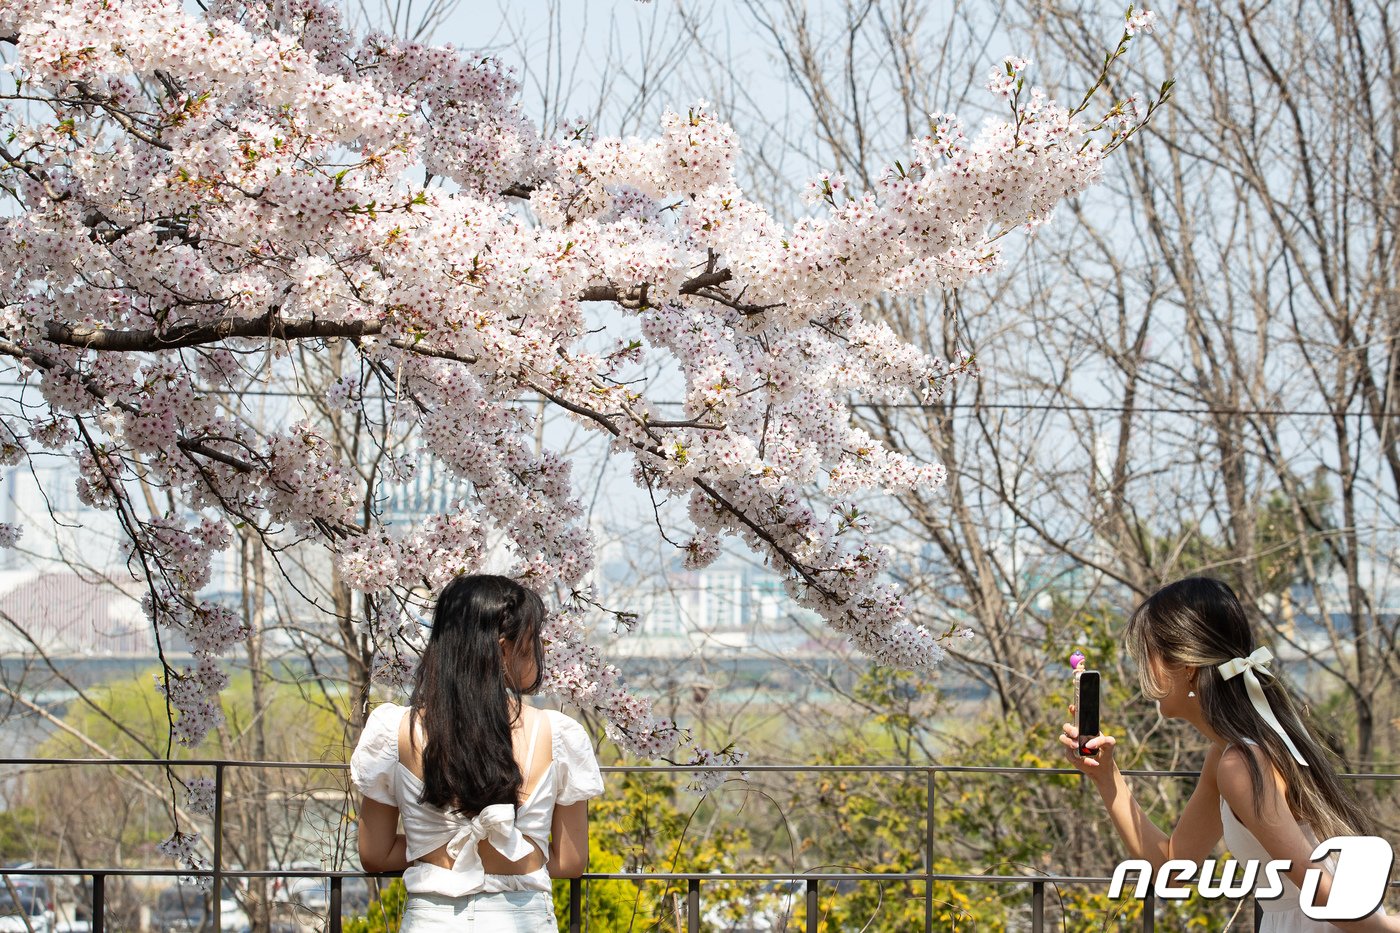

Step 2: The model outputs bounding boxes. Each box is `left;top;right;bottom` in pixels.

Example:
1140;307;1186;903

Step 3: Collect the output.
1062;577;1396;931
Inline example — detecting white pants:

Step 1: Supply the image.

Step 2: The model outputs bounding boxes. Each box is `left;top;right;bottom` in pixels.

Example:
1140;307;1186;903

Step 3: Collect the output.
400;891;557;932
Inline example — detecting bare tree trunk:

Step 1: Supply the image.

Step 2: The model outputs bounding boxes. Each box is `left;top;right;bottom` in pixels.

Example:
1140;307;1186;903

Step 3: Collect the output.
241;530;273;933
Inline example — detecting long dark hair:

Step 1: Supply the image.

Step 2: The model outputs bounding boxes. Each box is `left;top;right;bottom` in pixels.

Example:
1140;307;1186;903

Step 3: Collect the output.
409;574;546;815
1125;576;1373;839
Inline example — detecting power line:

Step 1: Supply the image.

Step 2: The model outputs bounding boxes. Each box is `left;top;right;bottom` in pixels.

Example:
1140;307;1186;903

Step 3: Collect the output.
848;402;1400;419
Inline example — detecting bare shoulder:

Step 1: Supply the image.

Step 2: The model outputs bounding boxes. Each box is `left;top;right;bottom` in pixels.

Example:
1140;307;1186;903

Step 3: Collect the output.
543;707;585;735
398;706;424;770
1215;745;1252;796
1194;741;1226;789
1216;742;1289;812
529;704;556;737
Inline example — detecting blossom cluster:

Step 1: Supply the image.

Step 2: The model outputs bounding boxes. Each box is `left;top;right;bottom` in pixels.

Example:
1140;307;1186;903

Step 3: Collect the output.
0;0;1157;767
183;776;217;815
0;524;21;548
684;745;749;795
541;610;685;758
156;829;211;889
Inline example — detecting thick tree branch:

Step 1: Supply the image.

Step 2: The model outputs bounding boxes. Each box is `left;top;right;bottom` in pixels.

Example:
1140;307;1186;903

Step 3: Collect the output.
577;268;734;307
44;313;383;350
39;268;748;352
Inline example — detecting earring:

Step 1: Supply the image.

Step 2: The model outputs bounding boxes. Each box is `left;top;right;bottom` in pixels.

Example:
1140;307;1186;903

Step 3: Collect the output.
1187;690;1196;698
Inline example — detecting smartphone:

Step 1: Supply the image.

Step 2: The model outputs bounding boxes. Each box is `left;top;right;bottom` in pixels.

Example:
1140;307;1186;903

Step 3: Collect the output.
1073;670;1101;757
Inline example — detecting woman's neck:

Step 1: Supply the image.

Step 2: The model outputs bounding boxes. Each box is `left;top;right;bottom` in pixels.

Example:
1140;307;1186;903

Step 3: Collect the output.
1182;708;1227;746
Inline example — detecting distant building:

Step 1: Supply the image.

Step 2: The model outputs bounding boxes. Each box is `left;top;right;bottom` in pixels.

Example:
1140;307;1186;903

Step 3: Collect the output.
597;555;823;659
0;570;155;657
378;458;471;527
2;463;127;573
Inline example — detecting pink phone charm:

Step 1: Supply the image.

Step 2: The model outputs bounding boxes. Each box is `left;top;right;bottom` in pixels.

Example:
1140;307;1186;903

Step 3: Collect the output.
1069;651;1086;672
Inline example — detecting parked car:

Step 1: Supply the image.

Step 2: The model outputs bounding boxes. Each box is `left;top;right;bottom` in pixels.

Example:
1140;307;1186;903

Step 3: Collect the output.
2;880;51;907
0;887;52;933
153;884;249;933
285;877;371;919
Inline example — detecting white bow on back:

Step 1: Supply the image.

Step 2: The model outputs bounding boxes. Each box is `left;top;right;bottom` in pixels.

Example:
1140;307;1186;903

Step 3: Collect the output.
443;804;537;888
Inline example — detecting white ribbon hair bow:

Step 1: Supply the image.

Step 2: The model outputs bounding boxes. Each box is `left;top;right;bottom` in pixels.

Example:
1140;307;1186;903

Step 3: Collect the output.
1216;646;1309;767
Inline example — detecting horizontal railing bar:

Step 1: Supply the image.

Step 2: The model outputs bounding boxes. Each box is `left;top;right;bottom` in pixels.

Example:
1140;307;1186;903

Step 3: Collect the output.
0;758;353;769
7;757;1397;781
1;868;1097;882
615;766;1209;777
3;868;400;878
8;867;1396;887
0;868;1200;884
3;868;1102;882
581;873;1128;883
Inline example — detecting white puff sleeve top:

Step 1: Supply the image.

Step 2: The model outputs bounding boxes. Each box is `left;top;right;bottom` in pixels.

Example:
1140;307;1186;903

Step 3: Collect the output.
350;703;604;897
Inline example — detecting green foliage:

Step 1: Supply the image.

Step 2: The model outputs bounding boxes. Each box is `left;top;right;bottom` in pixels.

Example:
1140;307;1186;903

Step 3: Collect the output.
0;807;39;863
36;668;343;760
38;669;191;759
574;768;760;930
551;847;636;932
343;878;407;933
22;669;347;867
1253;474;1334;592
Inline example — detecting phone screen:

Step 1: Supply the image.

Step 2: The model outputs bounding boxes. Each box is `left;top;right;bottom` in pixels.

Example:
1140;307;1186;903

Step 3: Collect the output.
1074;670;1101;757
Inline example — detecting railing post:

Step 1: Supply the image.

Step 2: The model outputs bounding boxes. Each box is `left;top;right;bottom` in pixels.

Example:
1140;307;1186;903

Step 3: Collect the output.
1142;889;1155;932
91;873;104;933
806;879;818;933
687;879;699;933
569;878;582;933
211;764;224;933
1032;880;1044;932
925;768;935;933
329;875;342;933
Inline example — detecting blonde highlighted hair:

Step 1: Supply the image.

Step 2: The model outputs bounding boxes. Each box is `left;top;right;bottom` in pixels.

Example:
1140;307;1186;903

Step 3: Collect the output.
1125;577;1372;840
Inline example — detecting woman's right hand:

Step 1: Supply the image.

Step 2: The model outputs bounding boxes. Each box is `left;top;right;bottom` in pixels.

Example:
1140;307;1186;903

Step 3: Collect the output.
1060;704;1117;779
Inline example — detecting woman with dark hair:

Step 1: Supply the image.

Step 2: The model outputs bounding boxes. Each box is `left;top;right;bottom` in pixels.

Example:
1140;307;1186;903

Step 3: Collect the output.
1061;577;1397;931
351;574;603;931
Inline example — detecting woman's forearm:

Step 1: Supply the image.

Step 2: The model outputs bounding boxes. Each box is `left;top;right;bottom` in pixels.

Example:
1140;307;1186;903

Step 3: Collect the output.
361;832;409;873
386;833;409;872
547;860;584;879
1094;769;1171;868
547;838;586;878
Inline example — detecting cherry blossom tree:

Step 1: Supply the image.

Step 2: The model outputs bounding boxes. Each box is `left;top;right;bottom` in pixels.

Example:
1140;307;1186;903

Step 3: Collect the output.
0;0;1163;865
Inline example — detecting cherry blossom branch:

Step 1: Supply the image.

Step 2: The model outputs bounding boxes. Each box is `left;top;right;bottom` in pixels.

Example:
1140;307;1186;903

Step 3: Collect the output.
72;81;173;151
37;268;747;352
0;0;1164;771
43;314;382;351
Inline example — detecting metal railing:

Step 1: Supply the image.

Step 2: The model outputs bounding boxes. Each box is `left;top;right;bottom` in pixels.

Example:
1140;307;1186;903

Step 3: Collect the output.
2;757;1397;932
